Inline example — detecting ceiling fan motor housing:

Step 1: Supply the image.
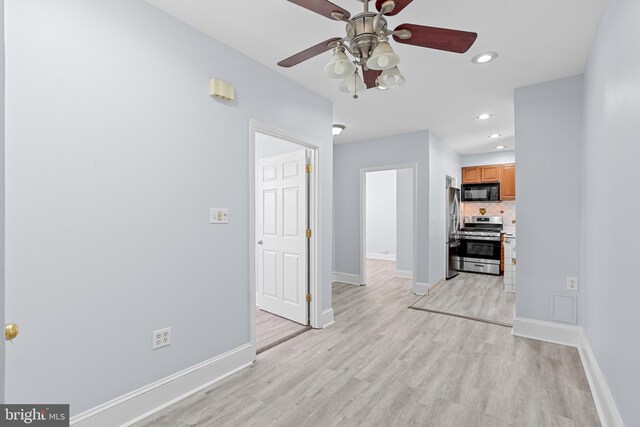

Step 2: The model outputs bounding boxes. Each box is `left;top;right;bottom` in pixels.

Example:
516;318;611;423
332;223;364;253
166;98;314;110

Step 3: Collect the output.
346;12;388;62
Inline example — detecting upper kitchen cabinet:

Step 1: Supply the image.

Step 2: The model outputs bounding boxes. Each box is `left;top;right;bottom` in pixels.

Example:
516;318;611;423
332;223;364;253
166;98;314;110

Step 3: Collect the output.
481;165;501;182
500;164;516;200
462;167;482;183
462;163;516;200
462;165;501;184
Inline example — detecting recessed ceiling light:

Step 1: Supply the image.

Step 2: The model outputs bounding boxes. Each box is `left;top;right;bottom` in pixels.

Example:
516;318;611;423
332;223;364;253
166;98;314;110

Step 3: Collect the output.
489;133;501;139
477;113;492;120
472;52;498;64
496;145;506;150
332;124;346;136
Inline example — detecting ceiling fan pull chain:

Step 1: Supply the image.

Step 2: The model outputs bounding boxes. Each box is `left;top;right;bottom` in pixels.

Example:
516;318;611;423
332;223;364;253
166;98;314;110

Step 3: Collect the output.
353;72;359;99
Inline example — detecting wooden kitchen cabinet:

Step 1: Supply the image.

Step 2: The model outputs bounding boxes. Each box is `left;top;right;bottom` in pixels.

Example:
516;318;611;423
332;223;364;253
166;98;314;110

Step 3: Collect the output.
500;164;516;200
462;167;481;183
462;165;501;184
481;165;501;182
462;163;516;200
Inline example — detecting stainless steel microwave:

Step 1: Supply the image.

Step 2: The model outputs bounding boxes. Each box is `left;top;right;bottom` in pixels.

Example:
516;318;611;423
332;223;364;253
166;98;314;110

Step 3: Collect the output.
462;183;500;202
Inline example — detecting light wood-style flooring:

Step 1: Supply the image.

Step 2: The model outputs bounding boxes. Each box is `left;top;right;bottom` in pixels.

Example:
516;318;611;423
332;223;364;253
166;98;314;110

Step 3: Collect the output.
136;259;600;426
412;271;516;327
255;306;309;352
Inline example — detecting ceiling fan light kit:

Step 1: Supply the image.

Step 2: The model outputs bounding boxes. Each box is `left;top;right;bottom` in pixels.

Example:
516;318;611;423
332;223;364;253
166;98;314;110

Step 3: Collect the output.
279;0;478;97
324;46;357;78
339;70;367;98
377;66;405;89
366;36;401;70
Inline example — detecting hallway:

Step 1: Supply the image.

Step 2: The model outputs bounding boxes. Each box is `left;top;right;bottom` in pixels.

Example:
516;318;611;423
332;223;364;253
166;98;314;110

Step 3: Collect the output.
138;260;600;426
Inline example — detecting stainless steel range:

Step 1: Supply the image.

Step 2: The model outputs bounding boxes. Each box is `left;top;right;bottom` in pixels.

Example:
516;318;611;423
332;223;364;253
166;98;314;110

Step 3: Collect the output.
451;216;503;275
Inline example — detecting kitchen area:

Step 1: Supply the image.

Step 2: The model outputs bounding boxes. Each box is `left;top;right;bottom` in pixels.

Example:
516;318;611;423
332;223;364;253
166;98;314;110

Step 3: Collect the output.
411;157;517;326
447;162;516;292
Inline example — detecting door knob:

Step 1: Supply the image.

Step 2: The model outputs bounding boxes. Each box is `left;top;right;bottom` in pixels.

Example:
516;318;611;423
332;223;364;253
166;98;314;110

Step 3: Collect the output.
5;323;19;341
258;240;263;245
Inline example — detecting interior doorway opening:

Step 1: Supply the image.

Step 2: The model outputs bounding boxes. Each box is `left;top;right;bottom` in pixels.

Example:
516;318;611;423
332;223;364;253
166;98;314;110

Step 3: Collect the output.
250;123;322;355
360;164;417;292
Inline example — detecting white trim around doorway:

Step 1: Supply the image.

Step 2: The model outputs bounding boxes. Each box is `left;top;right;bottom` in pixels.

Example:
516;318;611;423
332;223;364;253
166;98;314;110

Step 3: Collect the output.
359;163;418;292
249;120;325;358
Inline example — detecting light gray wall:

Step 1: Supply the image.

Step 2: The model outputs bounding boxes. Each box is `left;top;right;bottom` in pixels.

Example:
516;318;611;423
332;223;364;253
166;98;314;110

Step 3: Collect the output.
461;150;515;167
255;132;306;159
4;0;332;414
0;0;5;404
366;170;396;256
514;75;583;323
428;134;461;284
396;168;413;273
581;0;640;423
333;131;430;284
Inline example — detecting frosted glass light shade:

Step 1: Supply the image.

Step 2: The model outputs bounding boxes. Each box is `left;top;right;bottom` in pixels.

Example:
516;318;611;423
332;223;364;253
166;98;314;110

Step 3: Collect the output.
332;124;346;136
376;66;406;89
366;41;400;70
324;51;357;78
339;71;367;94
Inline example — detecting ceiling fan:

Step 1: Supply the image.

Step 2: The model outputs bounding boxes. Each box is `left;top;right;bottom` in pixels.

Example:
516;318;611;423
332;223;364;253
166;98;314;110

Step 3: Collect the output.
278;0;478;98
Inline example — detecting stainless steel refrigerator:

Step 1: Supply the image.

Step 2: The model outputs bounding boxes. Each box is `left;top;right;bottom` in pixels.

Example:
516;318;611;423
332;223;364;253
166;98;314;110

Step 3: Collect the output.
446;187;461;279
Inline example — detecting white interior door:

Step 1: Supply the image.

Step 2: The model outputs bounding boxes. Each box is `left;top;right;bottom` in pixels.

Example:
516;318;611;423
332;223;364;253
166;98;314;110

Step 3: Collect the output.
256;150;308;325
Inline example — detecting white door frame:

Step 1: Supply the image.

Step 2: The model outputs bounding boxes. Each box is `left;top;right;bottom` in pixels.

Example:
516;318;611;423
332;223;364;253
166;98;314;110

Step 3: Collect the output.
360;163;417;290
249;120;323;353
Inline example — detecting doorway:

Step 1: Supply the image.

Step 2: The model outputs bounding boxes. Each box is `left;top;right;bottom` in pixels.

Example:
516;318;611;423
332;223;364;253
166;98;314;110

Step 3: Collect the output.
360;164;417;291
250;122;322;354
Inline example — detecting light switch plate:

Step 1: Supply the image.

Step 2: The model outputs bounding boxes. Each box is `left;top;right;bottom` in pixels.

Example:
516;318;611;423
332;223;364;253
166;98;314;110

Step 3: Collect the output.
210;208;229;224
566;276;578;291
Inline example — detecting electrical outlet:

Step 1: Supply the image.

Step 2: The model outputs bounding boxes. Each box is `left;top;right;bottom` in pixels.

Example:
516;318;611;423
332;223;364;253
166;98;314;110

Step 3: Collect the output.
152;327;171;350
567;277;578;291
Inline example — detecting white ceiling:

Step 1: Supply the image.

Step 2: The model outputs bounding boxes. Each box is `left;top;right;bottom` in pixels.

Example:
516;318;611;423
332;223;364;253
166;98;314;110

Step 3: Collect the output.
145;0;603;154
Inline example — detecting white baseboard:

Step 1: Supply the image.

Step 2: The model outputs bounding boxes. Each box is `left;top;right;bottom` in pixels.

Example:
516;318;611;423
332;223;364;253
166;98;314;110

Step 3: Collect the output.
578;332;625;427
320;308;335;328
395;269;413;279
71;343;255;427
413;282;430;295
512;318;624;427
332;272;362;285
366;251;396;261
512;317;583;347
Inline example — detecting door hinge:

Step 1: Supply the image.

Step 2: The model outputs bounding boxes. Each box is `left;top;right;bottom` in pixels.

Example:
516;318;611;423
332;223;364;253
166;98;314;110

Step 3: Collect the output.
306;229;312;238
306;164;312;173
306;293;312;303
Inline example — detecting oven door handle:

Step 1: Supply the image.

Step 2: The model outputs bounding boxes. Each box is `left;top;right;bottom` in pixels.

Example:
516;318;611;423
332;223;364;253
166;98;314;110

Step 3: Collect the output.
460;237;500;242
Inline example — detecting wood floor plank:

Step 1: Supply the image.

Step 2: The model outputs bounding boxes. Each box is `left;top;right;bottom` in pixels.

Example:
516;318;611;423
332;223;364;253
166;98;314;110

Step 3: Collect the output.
135;259;600;427
255;307;308;351
412;271;516;326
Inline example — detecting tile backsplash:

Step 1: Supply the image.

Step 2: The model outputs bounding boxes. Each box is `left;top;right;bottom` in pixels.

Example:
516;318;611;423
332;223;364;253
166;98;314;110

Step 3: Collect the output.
463;201;517;234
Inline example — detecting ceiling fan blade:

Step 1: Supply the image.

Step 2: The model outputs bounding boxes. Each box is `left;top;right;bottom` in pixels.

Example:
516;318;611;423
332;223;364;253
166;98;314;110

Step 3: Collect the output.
393;24;478;54
287;0;351;20
278;37;343;68
362;67;382;89
376;0;413;16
